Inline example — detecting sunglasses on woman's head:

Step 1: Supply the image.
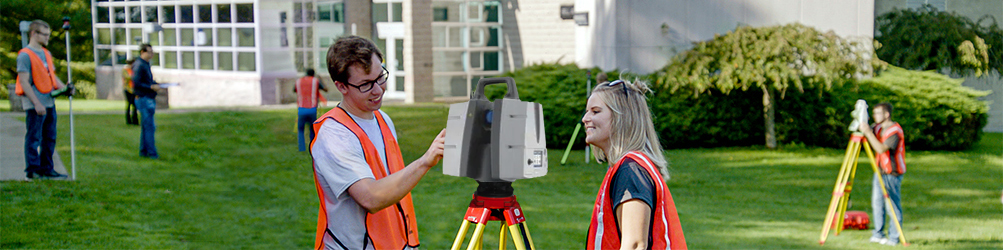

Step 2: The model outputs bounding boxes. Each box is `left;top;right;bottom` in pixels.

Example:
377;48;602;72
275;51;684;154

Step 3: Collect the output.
607;80;629;98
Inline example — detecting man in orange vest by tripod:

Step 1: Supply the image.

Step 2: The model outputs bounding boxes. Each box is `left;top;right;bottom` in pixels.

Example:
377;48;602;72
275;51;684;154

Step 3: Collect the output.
858;102;906;246
16;20;72;179
309;36;446;250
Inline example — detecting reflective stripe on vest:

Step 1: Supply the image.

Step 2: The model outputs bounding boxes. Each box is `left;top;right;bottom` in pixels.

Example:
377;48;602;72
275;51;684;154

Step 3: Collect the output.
587;152;687;250
310;107;420;250
874;123;907;174
15;47;57;95
297;76;318;108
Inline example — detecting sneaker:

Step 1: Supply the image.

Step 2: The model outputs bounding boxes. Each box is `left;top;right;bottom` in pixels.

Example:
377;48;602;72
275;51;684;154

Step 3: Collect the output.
880;238;899;246
35;170;68;180
870;236;886;243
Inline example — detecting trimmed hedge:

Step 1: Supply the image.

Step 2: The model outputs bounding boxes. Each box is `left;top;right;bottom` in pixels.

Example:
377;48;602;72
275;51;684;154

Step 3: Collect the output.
486;63;989;150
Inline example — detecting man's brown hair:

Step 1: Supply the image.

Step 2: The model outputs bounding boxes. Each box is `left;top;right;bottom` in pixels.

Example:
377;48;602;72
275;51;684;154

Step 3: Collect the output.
874;102;893;116
326;36;384;84
29;20;50;36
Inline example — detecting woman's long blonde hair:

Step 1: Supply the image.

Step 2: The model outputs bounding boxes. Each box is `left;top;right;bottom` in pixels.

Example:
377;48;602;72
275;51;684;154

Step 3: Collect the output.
589;78;669;179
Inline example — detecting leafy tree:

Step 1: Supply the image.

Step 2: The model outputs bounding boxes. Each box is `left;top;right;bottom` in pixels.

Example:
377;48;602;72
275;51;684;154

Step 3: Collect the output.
0;0;93;78
653;23;881;149
876;5;1002;78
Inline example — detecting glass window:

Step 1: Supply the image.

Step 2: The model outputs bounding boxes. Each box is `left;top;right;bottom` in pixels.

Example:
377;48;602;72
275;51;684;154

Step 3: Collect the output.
180;5;194;23
97;28;111;45
432;26;446;47
484;51;499;71
396;76;405;91
182;51;195;69
434;75;470;97
116;51;128;65
218;52;233;71
114;7;126;23
333;3;344;23
163;28;177;46
130;6;142;23
199;5;212;23
180;28;194;46
237;4;254;23
295;27;305;48
470;51;481;69
392;2;403;22
114;28;127;45
163;51;177;69
198;28;213;46
217;28;232;46
318;4;331;21
433;2;461;22
129;28;142;45
217;4;231;23
487;27;499;46
294;3;303;23
199;51;213;70
97;7;110;23
304;2;314;22
238;28;255;47
145;6;158;23
485;2;500;23
448;26;462;47
97;49;112;65
395;39;404;71
150;52;159;67
373;3;388;22
434;51;464;72
467;2;481;22
295;51;305;72
148;30;160;46
162;6;176;23
238;52;255;71
470;26;485;46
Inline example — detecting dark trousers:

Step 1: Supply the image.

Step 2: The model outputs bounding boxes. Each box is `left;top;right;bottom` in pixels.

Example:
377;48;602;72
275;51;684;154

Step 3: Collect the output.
25;107;57;174
124;90;138;125
137;97;158;158
297;108;318;152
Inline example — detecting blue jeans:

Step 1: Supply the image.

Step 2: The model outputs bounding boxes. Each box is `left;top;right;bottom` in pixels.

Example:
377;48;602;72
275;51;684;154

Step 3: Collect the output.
137;97;158;158
297;107;317;151
872;173;903;243
25;107;57;174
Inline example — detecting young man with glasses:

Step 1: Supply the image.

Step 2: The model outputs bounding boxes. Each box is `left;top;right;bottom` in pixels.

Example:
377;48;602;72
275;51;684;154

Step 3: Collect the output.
308;36;446;250
16;19;72;179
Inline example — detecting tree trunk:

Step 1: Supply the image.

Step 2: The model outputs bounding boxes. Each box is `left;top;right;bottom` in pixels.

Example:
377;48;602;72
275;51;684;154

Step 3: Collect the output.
762;86;777;149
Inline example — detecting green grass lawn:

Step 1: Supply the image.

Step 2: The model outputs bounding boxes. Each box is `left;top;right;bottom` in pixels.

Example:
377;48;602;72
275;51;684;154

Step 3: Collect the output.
2;105;1001;249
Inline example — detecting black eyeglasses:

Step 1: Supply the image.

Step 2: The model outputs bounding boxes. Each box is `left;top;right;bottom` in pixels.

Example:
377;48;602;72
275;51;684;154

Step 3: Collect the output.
606;80;629;98
343;66;389;93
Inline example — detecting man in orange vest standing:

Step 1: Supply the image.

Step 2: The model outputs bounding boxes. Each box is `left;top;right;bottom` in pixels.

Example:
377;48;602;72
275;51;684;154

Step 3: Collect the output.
309;36;446;250
16;20;71;179
858;102;907;246
294;68;326;152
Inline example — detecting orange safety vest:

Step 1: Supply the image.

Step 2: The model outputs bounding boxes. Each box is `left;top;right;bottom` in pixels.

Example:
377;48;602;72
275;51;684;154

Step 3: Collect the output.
874;123;906;174
309;107;419;250
124;66;134;91
587;151;687;250
15;47;57;95
297;76;327;109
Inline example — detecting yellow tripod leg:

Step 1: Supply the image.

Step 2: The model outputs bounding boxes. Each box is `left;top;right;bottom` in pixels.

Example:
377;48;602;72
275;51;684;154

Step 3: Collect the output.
862;141;910;246
498;222;507;250
451;220;472;250
836;141;862;235
506;222;536;250
467;221;488;250
820;139;858;244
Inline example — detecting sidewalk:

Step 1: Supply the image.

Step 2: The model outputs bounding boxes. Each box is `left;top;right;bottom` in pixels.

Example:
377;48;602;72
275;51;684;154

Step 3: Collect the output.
1;112;68;181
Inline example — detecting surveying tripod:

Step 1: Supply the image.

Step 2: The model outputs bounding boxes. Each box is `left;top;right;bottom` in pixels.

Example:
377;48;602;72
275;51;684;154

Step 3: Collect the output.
819;132;909;246
451;182;536;250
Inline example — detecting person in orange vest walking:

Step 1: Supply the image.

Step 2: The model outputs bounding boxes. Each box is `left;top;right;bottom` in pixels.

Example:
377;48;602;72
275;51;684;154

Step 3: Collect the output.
294;68;327;152
858;102;906;246
122;59;138;125
16;20;72;180
309;35;446;250
582;79;687;250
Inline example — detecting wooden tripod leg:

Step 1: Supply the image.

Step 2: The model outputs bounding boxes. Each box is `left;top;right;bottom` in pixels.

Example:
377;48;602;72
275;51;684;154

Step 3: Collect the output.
820;139;859;244
451;220;472;250
862;141;910;246
836;141;863;235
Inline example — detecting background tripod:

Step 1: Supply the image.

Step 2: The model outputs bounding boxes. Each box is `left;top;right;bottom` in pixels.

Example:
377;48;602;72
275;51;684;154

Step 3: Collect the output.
819;132;909;246
451;182;536;250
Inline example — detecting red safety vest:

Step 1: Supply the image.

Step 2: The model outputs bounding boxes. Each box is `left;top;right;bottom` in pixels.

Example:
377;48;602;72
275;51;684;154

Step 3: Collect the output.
297;76;327;108
15;47;57;95
310;107;419;250
874;123;906;174
587;152;687;250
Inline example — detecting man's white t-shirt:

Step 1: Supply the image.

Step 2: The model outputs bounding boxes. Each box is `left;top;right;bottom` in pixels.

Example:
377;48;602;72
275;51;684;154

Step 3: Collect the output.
312;109;409;250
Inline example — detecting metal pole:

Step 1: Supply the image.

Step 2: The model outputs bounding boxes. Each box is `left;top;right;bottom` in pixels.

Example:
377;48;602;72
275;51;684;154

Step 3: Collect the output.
63;17;75;180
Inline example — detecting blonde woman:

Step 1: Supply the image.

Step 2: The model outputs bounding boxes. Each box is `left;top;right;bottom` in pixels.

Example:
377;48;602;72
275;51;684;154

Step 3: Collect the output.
583;79;687;250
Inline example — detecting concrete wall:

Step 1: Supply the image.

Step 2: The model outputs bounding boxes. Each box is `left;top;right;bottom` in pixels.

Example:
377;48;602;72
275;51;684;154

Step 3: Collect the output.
406;0;435;103
502;0;578;70
577;0;875;74
154;70;262;107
